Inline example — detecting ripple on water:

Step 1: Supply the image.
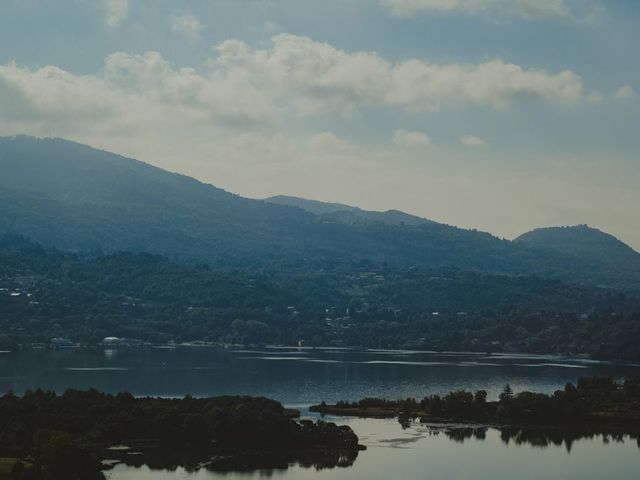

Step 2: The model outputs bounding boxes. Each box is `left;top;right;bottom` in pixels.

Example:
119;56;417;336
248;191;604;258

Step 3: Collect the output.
456;362;504;367
361;361;452;366
512;363;588;369
232;350;309;355
66;367;131;371
304;359;344;364
242;356;310;361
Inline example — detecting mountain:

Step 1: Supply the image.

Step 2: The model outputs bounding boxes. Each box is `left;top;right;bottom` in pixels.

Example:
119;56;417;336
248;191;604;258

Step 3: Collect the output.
516;225;640;265
516;226;640;287
265;195;434;226
0;135;639;291
0;135;316;262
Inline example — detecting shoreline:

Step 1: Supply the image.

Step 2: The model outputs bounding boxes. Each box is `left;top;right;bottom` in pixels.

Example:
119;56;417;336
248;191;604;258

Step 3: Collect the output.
310;376;640;431
311;404;640;432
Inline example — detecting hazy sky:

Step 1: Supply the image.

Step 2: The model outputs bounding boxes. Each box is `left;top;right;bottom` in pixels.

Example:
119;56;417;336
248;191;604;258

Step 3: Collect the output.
1;0;639;248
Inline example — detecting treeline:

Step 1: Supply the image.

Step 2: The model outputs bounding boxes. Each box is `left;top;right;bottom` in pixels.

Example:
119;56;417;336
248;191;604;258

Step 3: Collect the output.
1;235;640;359
313;377;640;426
0;389;361;480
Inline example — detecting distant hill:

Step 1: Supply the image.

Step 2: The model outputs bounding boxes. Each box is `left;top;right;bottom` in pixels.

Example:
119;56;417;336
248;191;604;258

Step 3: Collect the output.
265;195;433;226
1;135;639;291
516;226;640;287
516;225;640;262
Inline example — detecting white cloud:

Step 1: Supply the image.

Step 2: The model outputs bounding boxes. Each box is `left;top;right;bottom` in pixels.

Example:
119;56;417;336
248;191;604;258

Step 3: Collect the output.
211;34;584;114
387;58;582;111
393;129;431;147
171;12;205;42
105;0;129;28
0;33;592;138
379;0;576;19
614;85;637;101
211;35;391;116
460;135;487;148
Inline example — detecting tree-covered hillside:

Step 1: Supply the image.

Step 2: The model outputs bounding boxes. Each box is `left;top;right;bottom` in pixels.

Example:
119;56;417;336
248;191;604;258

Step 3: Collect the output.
1;136;639;291
1;235;639;359
516;225;640;285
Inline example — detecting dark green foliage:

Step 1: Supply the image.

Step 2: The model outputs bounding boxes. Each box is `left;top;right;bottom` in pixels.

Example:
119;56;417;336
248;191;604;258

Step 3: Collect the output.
499;384;514;402
0;390;361;480
33;431;104;480
1;235;640;359
317;377;640;426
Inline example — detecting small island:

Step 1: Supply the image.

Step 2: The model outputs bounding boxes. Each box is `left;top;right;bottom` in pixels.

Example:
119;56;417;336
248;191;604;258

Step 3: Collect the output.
311;377;640;428
0;390;364;480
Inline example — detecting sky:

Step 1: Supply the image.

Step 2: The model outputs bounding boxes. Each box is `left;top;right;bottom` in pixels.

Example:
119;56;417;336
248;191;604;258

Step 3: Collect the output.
0;0;639;249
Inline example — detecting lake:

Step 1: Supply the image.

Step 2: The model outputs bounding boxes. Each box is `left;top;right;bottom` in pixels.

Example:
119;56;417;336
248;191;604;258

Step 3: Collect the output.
2;346;640;479
105;418;640;480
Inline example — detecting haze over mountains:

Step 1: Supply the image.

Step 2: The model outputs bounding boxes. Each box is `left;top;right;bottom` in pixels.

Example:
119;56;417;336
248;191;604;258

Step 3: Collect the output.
265;195;435;227
1;135;639;292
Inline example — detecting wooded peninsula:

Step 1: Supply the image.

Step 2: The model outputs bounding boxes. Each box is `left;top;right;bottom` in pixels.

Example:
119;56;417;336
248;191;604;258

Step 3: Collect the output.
0;390;363;480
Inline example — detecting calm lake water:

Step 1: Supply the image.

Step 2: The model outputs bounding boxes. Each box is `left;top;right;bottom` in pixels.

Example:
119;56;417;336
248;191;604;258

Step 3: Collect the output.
105;417;640;480
2;346;640;479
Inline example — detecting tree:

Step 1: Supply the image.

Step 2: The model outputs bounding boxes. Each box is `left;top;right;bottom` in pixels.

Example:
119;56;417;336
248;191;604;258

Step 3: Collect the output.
474;390;488;405
499;384;514;402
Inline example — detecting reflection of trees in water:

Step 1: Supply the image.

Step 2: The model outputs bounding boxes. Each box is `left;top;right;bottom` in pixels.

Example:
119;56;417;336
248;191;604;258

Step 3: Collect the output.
114;445;359;473
444;427;488;443
438;426;640;453
499;427;639;453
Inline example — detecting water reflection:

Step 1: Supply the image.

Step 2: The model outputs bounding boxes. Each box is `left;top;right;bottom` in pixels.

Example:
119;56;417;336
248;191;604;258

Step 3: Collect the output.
425;424;640;452
104;421;640;476
498;427;640;452
106;445;359;474
106;417;640;480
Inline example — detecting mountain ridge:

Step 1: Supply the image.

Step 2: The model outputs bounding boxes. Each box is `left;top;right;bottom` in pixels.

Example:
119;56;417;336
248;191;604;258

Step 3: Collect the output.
265;195;435;227
1;135;639;292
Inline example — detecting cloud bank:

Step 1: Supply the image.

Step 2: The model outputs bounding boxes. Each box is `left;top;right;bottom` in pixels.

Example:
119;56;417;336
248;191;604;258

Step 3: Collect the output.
0;34;588;135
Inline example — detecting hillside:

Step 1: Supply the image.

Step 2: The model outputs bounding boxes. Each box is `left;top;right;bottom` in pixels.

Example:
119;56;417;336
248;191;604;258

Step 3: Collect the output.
1;235;639;358
516;225;640;266
0;135;639;291
516;225;640;287
265;195;433;226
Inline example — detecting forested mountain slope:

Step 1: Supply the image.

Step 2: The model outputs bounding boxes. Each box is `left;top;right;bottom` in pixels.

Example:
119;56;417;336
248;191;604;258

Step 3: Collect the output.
1;135;638;291
1;235;638;358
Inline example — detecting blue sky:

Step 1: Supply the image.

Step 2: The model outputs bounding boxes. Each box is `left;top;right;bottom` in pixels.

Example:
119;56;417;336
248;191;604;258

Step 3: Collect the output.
1;0;639;248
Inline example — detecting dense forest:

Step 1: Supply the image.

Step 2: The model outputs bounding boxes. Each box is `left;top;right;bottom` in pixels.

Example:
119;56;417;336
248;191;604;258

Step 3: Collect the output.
1;235;640;359
0;389;362;479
